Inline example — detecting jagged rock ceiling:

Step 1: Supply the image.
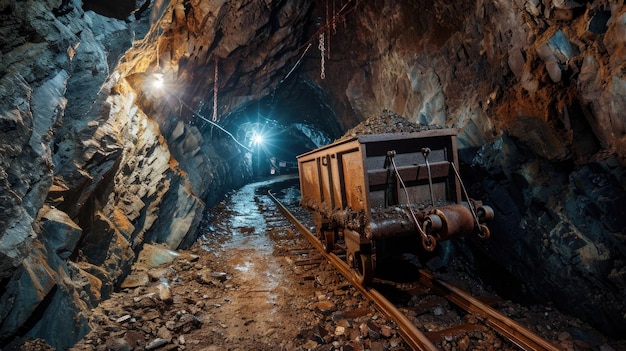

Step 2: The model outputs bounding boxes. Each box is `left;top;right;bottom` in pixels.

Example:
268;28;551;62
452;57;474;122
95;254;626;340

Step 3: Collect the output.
1;0;626;348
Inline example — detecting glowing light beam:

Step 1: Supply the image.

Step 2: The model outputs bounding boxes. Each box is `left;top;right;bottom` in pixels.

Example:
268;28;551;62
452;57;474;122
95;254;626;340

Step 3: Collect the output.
252;133;264;146
152;73;164;89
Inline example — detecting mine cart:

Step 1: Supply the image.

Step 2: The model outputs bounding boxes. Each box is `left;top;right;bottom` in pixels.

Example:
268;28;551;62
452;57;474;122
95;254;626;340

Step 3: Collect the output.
297;129;493;285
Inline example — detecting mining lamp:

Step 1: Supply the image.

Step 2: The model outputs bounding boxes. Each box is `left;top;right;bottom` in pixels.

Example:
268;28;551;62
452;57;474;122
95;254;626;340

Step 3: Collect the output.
252;133;264;146
152;72;164;89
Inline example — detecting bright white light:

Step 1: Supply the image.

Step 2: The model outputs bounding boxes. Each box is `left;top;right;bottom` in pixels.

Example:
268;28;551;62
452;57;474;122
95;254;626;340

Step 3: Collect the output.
152;73;164;89
252;134;264;146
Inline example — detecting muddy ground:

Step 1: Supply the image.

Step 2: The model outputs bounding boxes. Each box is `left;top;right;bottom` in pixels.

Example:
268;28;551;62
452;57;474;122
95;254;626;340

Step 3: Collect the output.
68;177;410;351
54;177;624;351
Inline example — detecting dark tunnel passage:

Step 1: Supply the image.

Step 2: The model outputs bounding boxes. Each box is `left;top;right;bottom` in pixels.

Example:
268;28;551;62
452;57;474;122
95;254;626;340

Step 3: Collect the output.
221;77;344;177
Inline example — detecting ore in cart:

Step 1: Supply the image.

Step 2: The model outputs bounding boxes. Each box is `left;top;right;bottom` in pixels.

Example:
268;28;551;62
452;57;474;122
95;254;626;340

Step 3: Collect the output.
297;129;493;285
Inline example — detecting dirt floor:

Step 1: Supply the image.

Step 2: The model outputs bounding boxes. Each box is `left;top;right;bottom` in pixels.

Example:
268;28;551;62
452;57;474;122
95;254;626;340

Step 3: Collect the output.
56;177;625;351
68;177;408;351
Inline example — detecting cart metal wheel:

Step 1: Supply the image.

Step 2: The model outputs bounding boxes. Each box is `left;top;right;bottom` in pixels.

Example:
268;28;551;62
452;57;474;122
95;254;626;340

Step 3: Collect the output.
313;213;334;252
322;229;336;253
353;252;374;286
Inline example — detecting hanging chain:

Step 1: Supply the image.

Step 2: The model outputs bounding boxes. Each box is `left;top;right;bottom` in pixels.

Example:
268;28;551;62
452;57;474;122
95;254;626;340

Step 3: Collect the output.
213;57;218;122
318;33;326;80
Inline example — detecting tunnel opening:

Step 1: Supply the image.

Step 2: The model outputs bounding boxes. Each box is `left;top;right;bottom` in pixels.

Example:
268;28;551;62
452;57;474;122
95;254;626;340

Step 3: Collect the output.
222;77;343;178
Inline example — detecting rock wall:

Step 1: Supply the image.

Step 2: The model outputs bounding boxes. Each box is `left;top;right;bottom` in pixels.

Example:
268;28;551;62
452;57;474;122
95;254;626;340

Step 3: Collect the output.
318;1;626;159
306;0;626;336
2;0;626;347
0;0;251;348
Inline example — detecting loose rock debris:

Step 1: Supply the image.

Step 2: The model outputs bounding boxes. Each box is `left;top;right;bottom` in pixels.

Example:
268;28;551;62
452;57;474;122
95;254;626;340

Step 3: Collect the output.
336;110;442;142
64;178;623;351
14;114;625;350
66;180;408;351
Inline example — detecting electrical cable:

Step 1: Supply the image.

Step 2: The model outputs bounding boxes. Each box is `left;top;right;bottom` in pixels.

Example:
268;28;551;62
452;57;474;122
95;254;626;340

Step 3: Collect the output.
281;42;312;83
174;95;253;153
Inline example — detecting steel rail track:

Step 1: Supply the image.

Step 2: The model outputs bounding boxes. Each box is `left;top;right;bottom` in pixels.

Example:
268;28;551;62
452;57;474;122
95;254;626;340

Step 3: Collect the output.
268;191;438;351
418;270;561;351
268;190;560;351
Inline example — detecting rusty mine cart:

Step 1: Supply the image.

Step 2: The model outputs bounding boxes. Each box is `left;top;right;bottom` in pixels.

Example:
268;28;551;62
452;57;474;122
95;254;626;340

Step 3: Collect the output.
297;129;493;285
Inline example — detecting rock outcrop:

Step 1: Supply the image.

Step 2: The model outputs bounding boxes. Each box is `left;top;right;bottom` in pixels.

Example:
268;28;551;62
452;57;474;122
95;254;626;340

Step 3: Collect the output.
306;0;626;336
1;0;626;348
0;0;250;348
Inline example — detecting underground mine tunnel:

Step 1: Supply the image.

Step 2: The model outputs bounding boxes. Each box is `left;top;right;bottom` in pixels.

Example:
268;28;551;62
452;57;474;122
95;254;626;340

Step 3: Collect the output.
1;0;626;349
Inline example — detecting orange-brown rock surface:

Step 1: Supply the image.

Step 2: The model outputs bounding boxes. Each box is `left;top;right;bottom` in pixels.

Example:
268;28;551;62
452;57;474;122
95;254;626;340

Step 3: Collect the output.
1;0;626;348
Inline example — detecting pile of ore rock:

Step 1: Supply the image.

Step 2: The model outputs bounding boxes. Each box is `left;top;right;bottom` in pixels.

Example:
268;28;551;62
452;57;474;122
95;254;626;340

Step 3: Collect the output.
337;110;442;141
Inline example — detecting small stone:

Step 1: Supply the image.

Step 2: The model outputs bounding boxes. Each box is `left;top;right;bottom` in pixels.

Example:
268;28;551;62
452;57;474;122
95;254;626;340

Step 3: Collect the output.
335;326;346;336
315;300;336;315
558;331;571;341
105;338;132;351
177;314;202;332
157;325;172;340
148;267;174;281
380;325;393;338
142;310;160;321
210;271;228;282
145;338;169;350
120;273;149;289
157;283;172;303
367;322;381;340
115;315;132;323
197;269;221;285
138;244;180;267
133;292;153;302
